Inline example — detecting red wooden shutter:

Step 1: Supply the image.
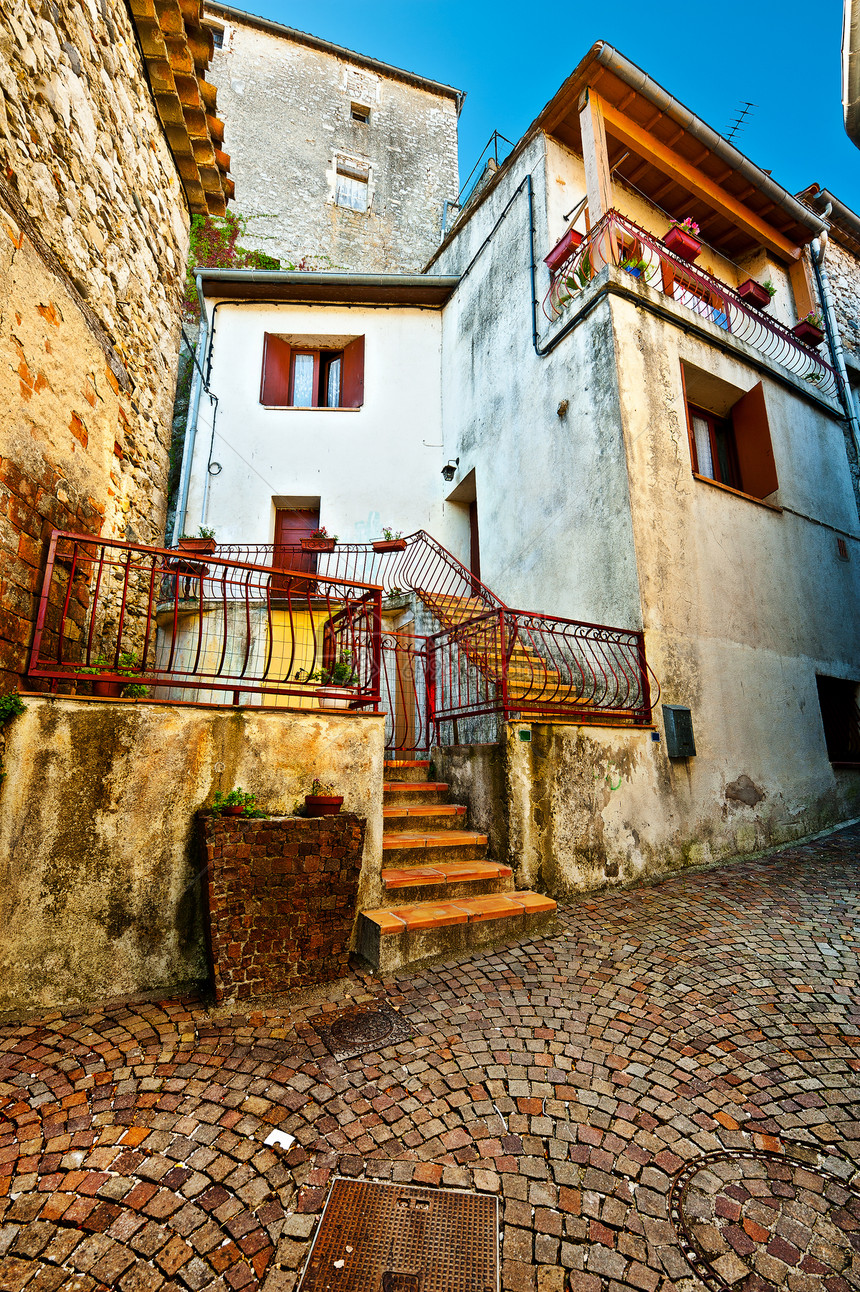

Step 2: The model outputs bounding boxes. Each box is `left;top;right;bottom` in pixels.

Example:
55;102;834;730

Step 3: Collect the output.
260;334;292;406
341;336;365;408
731;383;778;498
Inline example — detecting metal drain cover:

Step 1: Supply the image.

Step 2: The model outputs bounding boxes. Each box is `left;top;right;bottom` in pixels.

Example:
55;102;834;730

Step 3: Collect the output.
310;1001;412;1061
298;1178;499;1292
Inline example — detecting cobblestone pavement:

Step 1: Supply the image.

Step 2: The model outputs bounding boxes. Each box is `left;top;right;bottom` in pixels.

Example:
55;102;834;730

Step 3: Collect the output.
1;826;859;1292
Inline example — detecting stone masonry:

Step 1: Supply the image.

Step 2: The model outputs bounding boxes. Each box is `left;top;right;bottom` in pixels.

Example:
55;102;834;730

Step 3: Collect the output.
0;0;194;688
200;813;367;1001
203;4;461;272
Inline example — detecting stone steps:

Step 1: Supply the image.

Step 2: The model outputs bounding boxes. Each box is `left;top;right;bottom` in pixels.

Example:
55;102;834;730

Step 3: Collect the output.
383;803;468;831
381;860;514;904
382;828;489;866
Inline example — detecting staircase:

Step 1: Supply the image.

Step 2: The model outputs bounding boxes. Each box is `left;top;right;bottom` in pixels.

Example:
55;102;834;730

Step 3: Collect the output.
357;759;557;973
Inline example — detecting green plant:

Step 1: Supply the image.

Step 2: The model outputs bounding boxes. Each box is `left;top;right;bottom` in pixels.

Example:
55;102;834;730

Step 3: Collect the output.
300;649;357;687
183;211;282;321
78;652;142;677
122;683;149;699
801;310;824;329
381;527;402;541
212;787;260;815
309;778;338;796
0;691;25;725
763;280;777;299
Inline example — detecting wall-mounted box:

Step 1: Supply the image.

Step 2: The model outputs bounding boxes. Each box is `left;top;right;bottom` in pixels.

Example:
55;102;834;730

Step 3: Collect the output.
662;704;696;758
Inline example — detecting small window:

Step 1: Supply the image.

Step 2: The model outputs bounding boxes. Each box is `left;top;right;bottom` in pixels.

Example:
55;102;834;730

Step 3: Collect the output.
335;159;369;212
683;371;778;501
210;24;224;47
816;675;860;765
351;102;370;124
261;335;364;409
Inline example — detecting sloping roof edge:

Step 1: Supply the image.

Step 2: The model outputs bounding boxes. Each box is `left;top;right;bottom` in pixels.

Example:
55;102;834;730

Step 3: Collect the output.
197;268;460;306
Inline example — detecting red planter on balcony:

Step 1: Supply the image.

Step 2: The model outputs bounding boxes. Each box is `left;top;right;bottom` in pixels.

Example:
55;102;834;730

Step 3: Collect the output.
737;279;771;310
545;227;583;274
663;227;701;263
301;537;337;552
177;536;216;556
792;320;825;348
92;679;123;698
305;794;344;817
372;539;407;552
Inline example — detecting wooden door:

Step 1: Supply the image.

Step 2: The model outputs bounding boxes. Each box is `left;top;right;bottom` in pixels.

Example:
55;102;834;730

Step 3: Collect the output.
273;507;319;594
469;500;481;594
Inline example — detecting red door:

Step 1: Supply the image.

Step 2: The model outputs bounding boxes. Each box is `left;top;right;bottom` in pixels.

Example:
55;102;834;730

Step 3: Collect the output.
469;500;481;594
273;507;319;595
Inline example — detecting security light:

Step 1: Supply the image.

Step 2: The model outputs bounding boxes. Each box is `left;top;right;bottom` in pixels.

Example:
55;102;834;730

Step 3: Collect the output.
441;458;459;482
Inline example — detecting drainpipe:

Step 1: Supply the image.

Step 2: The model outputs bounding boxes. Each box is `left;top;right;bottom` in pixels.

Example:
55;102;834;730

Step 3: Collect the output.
170;269;208;545
810;218;860;474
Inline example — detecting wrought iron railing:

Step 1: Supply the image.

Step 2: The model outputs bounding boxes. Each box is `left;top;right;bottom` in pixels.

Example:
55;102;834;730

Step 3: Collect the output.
543;210;842;402
28;531;383;706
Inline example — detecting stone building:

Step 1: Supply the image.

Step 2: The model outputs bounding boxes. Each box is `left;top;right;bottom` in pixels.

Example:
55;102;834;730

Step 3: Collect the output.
0;0;230;689
201;2;463;272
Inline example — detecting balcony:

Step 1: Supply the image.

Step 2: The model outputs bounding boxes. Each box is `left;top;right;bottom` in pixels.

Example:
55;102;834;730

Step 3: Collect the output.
543;210;842;404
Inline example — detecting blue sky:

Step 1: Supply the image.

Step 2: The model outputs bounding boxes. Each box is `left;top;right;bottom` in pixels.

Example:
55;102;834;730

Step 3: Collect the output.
237;0;860;212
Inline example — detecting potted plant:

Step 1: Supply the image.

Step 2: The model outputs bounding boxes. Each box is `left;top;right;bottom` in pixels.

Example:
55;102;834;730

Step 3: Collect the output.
177;526;217;557
212;787;261;817
373;527;407;553
301;526;338;553
620;255;650;280
79;652;147;698
304;778;344;817
792;310;825;348
737;279;775;310
544;226;583;275
663;218;701;263
298;650;358;708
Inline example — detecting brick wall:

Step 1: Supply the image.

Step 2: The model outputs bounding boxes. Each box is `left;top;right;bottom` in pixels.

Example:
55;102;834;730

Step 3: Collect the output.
200;813;367;1001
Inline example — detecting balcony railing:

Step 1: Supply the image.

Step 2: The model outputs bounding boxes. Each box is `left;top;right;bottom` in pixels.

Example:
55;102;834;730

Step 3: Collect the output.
543;210;842;402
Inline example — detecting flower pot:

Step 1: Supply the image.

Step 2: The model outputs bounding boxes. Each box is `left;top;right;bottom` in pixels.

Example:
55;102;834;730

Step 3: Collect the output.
177;537;216;556
92;679;123;698
301;538;336;552
663;227;701;263
316;688;354;710
792;320;824;348
372;539;407;552
737;279;771;310
544;227;583;274
304;794;344;817
221;805;245;816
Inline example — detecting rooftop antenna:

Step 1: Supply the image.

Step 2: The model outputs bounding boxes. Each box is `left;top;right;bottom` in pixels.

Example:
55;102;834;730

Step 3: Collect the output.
726;101;757;143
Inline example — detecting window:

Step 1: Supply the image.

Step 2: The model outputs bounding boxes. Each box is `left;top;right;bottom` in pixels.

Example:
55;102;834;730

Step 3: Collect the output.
351;102;370;124
335;159;369;212
816;676;860;765
209;23;224;47
261;334;364;409
682;366;778;501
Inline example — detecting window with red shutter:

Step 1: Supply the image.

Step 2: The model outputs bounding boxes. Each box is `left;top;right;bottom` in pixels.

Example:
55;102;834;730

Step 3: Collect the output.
682;365;778;502
260;334;364;409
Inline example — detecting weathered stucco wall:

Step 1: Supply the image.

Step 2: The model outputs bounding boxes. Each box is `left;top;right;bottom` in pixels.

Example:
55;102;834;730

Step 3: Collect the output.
0;0;190;687
203;11;459;272
0;697;383;1017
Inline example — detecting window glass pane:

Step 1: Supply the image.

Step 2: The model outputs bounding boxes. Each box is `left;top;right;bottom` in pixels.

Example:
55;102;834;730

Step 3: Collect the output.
336;175;368;211
714;421;738;488
291;354;315;406
692;415;714;478
326;357;342;408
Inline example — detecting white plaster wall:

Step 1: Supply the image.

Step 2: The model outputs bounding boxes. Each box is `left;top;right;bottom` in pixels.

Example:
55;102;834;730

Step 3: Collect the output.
184;301;458;547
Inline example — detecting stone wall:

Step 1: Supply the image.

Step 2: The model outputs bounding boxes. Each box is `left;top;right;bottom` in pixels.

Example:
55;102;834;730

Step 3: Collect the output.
0;696;384;1018
0;0;192;688
203;11;460;271
199;813;366;1001
826;239;860;355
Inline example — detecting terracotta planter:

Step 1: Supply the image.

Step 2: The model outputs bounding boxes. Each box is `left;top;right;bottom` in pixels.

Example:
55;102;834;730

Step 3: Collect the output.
544;227;583;274
92;679;123;698
792;320;825;348
221;805;245;817
301;538;336;552
372;539;407;552
304;794;344;817
316;688;354;710
737;279;771;310
177;537;216;556
663;227;701;263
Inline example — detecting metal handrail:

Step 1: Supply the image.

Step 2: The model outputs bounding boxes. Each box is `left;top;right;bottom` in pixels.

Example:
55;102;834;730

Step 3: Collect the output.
543;210;842;402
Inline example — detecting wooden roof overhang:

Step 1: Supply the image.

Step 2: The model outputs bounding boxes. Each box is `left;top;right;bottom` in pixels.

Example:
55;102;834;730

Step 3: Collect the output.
536;44;825;263
130;0;233;215
198;271;460;307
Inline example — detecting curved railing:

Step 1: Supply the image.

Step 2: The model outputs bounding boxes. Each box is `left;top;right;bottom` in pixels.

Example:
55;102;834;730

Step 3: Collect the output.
543;210;842;403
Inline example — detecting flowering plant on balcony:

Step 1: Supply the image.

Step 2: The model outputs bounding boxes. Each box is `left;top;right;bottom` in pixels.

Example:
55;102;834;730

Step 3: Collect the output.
302;525;338;551
663;218;702;263
669;217;700;237
801;310;824;329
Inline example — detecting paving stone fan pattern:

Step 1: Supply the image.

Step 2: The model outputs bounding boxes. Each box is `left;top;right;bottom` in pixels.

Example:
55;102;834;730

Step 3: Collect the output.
0;824;859;1291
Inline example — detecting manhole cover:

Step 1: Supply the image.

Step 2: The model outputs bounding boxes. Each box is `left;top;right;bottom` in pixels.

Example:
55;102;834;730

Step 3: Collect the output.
669;1147;860;1291
310;1002;412;1061
298;1178;499;1292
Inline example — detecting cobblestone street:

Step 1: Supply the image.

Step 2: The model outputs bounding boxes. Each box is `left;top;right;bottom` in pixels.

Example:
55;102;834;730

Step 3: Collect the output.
1;825;859;1292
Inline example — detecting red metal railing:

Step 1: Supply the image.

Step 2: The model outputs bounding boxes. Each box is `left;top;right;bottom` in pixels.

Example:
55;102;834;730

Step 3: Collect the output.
28;531;383;706
543;210;842;402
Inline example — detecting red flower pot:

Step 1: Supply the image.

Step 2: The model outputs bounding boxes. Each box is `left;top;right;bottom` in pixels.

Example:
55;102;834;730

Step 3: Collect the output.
544;227;583;274
737;279;771;310
177;537;216;556
301;538;336;552
372;539;407;552
792;320;824;348
304;794;344;817
663;227;701;263
221;805;244;816
92;679;123;698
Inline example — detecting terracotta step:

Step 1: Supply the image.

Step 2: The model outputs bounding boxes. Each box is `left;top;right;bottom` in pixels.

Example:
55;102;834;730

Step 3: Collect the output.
358;890;557;972
382;829;488;865
384;759;430;784
383;804;467;831
381;860;513;904
383;781;450;805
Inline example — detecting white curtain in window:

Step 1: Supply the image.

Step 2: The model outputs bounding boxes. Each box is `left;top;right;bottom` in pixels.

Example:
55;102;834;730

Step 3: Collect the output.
692;415;714;478
336;174;368;212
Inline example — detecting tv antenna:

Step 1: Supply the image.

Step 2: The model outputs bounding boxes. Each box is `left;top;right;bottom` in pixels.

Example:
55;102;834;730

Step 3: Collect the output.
726;101;756;143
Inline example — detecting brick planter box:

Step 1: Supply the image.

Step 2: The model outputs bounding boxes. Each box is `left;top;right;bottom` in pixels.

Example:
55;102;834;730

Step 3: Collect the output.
198;813;366;1001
